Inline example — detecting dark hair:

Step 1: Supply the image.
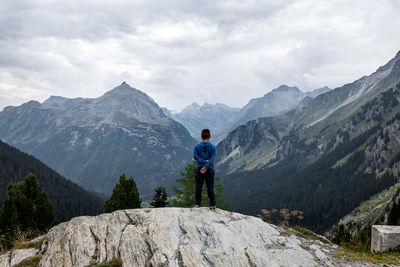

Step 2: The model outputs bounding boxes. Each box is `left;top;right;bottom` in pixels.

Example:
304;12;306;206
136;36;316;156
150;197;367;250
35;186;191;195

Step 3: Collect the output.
201;129;211;140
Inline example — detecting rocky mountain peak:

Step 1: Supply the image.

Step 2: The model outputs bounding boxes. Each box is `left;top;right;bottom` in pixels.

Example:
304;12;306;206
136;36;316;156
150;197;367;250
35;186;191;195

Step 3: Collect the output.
20;100;41;110
42;95;70;107
103;82;142;97
189;102;200;108
305;86;331;98
271;84;301;94
0;83;196;198
180;102;201;114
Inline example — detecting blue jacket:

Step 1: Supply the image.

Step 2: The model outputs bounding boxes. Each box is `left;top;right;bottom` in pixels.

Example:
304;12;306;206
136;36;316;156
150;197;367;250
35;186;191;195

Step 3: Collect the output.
193;141;216;169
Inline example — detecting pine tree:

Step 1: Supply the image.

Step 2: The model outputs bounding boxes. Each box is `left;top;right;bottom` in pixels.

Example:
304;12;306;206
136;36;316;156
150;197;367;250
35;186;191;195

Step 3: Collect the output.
0;173;54;234
388;201;400;225
150;187;169;208
105;174;141;213
171;162;229;209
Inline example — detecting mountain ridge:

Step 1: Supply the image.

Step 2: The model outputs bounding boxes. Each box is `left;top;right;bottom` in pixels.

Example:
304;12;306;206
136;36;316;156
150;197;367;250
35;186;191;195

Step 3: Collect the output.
166;85;330;143
0;82;196;199
216;50;400;232
217;50;400;174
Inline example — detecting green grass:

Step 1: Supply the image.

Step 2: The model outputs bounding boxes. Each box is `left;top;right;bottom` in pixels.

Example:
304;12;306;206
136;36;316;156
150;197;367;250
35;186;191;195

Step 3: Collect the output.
283;224;400;265
291;226;331;244
335;247;400;265
291;225;400;265
281;225;330;244
227;144;278;173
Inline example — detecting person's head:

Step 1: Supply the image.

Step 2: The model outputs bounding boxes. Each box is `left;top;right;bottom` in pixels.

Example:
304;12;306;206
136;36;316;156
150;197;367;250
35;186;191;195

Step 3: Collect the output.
201;129;211;140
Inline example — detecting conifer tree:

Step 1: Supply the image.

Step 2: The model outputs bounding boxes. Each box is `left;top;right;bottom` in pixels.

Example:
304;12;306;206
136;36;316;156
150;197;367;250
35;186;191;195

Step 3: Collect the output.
388;201;400;225
171;162;229;209
105;174;141;213
0;173;54;234
150;187;169;208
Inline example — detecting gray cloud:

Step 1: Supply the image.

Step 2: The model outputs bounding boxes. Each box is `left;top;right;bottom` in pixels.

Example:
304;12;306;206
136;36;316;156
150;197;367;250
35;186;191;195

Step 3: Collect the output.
0;0;399;111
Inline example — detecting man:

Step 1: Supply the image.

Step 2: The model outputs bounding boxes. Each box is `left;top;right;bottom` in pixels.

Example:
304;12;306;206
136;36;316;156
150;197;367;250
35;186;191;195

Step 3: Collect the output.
193;128;216;209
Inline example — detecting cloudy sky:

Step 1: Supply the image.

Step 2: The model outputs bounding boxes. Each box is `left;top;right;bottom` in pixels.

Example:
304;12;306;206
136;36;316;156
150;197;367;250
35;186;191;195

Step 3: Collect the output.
1;0;400;111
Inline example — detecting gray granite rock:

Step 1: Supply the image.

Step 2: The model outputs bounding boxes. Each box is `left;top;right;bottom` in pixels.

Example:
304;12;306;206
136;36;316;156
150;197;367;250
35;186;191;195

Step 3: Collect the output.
0;248;39;267
371;225;400;253
39;207;339;267
1;208;396;266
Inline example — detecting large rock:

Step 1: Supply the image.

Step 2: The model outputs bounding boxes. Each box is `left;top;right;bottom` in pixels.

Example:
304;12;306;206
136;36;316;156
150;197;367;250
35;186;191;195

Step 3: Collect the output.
38;207;339;267
0;208;394;266
371;225;400;252
0;248;39;267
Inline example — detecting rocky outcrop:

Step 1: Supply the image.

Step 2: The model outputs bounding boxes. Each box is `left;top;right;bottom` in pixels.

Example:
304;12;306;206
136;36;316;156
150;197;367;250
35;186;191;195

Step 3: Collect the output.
0;208;390;266
39;207;339;267
0;248;39;267
371;225;400;252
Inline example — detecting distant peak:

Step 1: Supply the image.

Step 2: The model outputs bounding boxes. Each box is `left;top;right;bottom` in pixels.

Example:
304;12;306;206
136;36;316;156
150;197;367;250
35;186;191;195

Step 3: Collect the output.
105;82;137;96
22;100;41;108
190;102;200;107
179;102;201;114
118;81;131;88
271;85;300;93
202;103;213;107
43;95;69;105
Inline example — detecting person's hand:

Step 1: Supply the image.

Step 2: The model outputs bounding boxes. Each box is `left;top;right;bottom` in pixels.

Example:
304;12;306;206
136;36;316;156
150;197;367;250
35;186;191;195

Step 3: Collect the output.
200;167;206;173
206;160;209;162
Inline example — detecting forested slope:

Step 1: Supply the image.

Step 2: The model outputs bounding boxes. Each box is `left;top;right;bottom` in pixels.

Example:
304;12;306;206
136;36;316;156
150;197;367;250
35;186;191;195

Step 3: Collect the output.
0;139;104;222
223;84;400;233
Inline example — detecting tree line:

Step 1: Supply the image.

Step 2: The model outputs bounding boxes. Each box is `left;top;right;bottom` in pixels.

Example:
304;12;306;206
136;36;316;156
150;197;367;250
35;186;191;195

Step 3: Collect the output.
104;162;228;212
0;162;228;250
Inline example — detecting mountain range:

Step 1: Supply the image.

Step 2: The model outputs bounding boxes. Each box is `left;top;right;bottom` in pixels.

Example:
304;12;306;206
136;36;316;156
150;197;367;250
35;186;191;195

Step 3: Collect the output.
166;103;240;142
1;49;399;236
217;50;400;232
166;85;331;143
0;82;196;199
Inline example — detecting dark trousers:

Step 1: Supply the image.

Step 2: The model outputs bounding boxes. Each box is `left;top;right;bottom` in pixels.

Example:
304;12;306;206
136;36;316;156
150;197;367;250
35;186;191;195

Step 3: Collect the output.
195;166;216;206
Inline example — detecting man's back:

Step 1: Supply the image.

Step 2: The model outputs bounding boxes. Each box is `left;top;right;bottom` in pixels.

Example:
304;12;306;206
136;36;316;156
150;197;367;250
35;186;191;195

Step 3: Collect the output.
193;141;216;169
193;128;217;208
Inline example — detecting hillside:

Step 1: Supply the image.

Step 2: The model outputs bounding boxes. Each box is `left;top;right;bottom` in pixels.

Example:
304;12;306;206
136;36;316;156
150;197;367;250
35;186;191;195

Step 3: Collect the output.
217;51;400;174
0;207;382;267
329;182;400;236
0;139;103;223
0;82;196;199
217;50;400;233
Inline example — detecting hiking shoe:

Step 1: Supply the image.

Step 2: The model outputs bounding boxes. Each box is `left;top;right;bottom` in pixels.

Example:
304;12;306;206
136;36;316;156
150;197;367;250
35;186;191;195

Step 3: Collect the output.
210;206;216;210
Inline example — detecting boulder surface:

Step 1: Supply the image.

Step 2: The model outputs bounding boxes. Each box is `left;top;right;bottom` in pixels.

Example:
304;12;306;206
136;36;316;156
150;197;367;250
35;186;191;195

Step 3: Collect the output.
39;207;339;267
371;225;400;253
